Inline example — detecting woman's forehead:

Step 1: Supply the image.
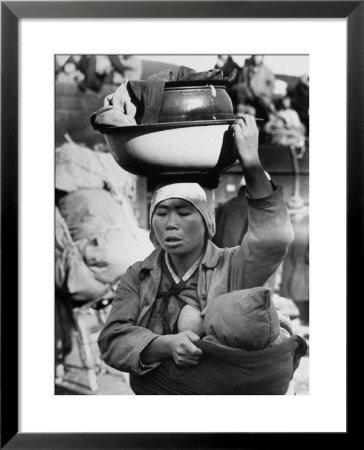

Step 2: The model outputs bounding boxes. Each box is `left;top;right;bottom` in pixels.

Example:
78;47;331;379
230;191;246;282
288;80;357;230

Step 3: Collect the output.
156;198;195;209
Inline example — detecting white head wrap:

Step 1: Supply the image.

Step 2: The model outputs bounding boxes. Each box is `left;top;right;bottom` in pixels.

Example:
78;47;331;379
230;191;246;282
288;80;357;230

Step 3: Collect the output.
149;182;215;246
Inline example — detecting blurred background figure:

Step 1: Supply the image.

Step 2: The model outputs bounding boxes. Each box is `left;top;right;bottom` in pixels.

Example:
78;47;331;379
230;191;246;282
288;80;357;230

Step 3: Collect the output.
280;204;309;331
107;55;143;84
63;55;143;92
55;55;85;84
213;171;273;248
213;175;248;248
213;171;278;296
276;95;305;132
215;54;240;78
76;55;111;92
289;73;309;134
231;54;275;122
264;95;306;149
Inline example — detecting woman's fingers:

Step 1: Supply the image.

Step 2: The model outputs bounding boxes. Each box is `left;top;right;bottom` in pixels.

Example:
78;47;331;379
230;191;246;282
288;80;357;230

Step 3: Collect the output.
175;355;201;366
177;359;200;367
231;120;248;139
233;114;258;129
179;354;200;363
245;114;258;129
182;341;203;357
232;115;258;138
234;113;249;122
171;331;203;367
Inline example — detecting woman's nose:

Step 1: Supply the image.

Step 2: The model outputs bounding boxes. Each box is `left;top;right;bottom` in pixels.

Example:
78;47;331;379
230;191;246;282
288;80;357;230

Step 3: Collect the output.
166;213;178;229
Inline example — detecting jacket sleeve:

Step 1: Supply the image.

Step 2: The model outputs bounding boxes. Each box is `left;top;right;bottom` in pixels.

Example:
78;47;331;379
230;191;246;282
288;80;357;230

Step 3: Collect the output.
97;264;161;375
229;183;294;290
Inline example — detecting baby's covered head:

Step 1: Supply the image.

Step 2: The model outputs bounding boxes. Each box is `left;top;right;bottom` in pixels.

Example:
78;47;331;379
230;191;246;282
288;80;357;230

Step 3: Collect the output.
203;287;283;351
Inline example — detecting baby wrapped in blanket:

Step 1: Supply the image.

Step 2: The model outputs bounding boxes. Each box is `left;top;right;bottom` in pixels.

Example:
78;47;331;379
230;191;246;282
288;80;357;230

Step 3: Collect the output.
130;287;304;395
177;287;291;351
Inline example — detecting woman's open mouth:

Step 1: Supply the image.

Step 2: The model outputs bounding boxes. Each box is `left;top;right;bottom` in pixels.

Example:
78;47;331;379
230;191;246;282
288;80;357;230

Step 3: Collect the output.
164;236;183;247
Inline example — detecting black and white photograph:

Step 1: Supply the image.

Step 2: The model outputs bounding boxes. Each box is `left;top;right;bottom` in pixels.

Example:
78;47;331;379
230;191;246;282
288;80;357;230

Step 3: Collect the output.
2;0;356;443
54;54;310;396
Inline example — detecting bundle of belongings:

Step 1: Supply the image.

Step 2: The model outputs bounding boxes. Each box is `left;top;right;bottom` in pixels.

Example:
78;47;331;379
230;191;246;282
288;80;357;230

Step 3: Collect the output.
91;66;237;130
130;287;307;395
55;138;154;302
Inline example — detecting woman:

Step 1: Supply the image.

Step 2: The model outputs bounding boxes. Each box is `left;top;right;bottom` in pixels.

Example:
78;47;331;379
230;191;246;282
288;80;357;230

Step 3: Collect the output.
98;114;295;384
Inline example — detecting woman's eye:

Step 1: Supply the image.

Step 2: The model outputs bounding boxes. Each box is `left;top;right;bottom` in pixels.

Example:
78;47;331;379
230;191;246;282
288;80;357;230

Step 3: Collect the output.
178;211;191;216
155;211;167;217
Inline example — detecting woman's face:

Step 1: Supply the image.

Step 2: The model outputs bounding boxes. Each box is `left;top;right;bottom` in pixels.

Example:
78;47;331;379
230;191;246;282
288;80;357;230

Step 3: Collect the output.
152;198;206;258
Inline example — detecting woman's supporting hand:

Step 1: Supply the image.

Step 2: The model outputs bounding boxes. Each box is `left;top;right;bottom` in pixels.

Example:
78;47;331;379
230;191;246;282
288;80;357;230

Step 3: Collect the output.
231;114;273;199
167;330;203;367
232;114;260;168
140;331;203;367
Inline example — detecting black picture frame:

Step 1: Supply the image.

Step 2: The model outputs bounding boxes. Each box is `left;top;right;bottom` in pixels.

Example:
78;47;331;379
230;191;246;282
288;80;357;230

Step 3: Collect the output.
1;1;361;448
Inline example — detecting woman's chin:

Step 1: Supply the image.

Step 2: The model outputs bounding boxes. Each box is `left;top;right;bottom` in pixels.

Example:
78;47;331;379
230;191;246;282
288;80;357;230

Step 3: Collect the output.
161;240;185;253
164;246;186;255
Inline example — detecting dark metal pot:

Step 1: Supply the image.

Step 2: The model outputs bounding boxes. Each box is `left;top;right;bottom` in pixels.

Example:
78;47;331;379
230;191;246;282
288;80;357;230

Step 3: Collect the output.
158;81;233;123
